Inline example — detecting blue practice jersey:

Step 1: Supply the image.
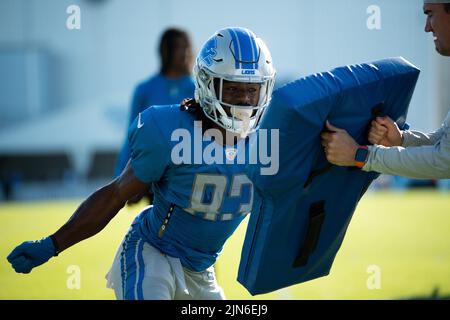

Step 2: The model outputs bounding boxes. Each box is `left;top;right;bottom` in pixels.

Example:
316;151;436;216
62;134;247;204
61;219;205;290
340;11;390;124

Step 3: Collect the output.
115;74;195;176
128;105;253;271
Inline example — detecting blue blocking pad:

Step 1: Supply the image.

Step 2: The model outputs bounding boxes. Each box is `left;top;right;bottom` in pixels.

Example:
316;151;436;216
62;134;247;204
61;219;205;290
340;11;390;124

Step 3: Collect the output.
238;57;420;295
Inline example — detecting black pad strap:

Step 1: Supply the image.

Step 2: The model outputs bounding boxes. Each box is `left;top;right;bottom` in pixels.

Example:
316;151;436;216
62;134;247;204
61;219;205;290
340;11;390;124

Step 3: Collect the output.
371;102;384;118
158;204;175;238
293;201;326;268
304;164;333;188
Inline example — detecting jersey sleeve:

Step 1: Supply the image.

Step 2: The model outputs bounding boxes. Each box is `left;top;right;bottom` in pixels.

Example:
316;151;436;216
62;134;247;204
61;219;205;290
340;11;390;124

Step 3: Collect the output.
128;107;171;184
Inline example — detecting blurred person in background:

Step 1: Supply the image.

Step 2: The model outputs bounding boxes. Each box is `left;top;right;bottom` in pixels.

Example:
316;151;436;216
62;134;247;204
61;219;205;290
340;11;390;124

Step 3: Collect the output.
116;27;195;204
321;0;450;180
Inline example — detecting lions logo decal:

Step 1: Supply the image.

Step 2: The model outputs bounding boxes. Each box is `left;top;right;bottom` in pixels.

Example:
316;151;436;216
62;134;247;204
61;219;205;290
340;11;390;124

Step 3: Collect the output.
200;37;218;67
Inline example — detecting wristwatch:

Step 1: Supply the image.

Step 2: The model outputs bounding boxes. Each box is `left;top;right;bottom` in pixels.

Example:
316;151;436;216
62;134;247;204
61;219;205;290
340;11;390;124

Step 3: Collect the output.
354;145;369;168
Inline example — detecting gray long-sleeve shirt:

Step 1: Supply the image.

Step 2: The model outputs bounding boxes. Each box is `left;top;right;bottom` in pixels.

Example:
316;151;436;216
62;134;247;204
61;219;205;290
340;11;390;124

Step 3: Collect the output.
363;111;450;179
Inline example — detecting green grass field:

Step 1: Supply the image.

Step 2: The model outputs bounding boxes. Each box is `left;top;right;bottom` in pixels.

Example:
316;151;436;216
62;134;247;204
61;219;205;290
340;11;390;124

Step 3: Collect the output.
0;190;449;300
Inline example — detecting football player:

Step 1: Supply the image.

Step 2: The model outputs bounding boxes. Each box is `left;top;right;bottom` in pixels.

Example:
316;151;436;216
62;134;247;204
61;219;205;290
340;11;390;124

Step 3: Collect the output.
7;27;276;300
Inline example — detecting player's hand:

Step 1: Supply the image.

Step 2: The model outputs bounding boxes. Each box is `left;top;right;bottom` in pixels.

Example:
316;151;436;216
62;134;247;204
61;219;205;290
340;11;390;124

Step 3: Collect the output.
7;237;56;274
368;116;403;147
321;121;359;166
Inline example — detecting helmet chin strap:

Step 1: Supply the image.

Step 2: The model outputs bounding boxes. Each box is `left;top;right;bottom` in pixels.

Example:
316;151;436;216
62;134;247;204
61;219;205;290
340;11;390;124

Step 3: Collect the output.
231;108;252;120
240;118;250;138
231;108;252;138
213;100;254;136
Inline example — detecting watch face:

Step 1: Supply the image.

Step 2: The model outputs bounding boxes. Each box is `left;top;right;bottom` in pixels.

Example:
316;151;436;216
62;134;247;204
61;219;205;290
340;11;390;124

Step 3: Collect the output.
355;148;369;163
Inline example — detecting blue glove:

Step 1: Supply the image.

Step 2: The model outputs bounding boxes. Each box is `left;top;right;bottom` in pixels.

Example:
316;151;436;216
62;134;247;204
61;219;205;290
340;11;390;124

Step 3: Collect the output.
7;237;57;274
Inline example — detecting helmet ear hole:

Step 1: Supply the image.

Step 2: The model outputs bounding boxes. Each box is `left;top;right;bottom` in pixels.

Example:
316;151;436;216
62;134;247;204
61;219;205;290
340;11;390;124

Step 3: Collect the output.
199;70;209;82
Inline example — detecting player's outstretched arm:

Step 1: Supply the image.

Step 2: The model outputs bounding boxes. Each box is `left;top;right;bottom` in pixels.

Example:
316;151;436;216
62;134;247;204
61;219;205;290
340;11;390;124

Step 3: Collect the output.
7;162;149;273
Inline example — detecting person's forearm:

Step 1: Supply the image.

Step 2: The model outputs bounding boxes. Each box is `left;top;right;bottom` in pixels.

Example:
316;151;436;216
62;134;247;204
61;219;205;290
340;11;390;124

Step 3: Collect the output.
363;144;450;179
402;112;449;147
52;183;125;253
402;127;444;147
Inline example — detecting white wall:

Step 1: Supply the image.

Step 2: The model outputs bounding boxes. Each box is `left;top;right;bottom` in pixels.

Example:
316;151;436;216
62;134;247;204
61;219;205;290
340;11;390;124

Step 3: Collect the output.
0;0;447;132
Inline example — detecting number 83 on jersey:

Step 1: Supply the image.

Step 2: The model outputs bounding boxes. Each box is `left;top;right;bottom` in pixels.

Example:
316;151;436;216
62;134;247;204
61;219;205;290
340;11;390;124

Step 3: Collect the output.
184;173;253;221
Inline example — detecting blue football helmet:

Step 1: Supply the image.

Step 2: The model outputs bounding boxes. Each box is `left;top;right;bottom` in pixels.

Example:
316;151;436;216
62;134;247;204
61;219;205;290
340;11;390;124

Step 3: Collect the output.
194;27;276;136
